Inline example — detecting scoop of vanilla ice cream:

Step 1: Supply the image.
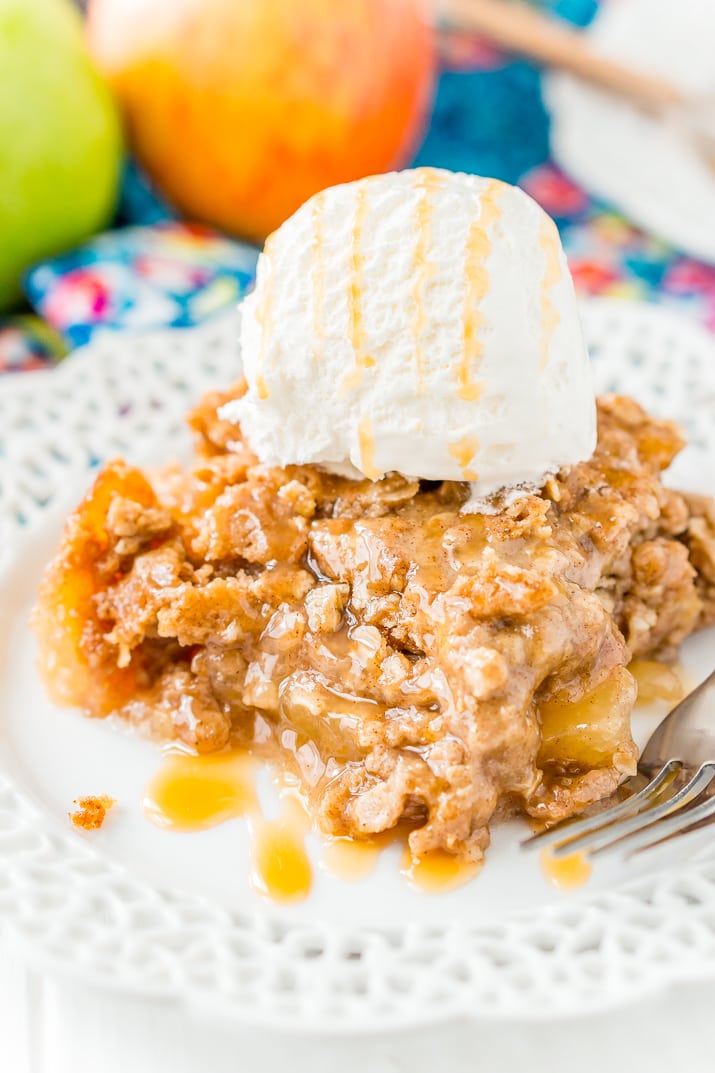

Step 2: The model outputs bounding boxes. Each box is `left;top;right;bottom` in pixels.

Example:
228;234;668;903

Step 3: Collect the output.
222;168;596;502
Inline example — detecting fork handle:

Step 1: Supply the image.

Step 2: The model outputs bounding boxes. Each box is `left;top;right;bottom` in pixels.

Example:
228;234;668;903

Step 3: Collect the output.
441;0;683;114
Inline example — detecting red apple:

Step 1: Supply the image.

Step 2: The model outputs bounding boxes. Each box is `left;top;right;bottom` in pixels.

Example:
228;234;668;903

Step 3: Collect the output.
87;0;436;242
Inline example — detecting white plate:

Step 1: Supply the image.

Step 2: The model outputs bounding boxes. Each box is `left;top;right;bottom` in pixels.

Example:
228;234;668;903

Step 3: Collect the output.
1;300;715;1031
546;0;715;263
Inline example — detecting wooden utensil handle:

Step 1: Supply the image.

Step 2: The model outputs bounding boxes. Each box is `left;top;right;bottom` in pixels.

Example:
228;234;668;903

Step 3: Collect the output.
441;0;682;113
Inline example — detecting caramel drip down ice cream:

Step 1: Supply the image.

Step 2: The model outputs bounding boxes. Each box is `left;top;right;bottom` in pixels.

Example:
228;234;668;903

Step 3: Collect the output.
222;168;596;506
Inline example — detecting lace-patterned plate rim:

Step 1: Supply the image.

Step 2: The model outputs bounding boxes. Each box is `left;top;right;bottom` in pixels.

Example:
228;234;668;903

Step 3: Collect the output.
1;298;715;1032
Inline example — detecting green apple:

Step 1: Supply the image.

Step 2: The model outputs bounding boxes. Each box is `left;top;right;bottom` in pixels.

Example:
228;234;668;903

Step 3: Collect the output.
0;0;122;311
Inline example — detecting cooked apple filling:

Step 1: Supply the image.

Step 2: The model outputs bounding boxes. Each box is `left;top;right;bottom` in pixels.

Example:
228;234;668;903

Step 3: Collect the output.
34;390;715;863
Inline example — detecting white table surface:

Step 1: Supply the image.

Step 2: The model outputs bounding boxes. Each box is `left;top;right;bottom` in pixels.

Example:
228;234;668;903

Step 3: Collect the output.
2;945;714;1073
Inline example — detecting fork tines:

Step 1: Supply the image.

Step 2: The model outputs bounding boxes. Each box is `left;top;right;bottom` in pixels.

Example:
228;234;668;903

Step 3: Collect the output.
523;759;715;862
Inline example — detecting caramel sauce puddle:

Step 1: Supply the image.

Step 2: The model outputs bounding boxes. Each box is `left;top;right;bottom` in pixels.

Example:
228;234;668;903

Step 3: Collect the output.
144;749;313;903
540;848;592;890
629;658;686;706
321;837;383;881
400;848;480;893
143;751;488;900
248;793;313;904
144;750;257;831
319;827;404;882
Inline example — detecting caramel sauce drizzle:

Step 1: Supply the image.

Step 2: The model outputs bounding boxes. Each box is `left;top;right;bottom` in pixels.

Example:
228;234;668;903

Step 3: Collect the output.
311;191;326;366
459;179;505;402
344;184;375;391
448;435;479;481
254;234;276;399
358;414;381;481
539;218;563;370
411;169;443;392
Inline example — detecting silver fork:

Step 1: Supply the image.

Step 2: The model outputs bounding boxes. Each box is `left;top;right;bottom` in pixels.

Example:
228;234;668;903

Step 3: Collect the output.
523;669;715;863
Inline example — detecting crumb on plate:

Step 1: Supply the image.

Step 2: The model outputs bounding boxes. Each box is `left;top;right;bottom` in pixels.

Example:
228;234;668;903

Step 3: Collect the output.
69;795;116;831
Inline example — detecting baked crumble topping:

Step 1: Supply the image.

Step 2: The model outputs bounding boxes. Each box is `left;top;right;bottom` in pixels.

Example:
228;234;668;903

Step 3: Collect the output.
35;389;715;865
